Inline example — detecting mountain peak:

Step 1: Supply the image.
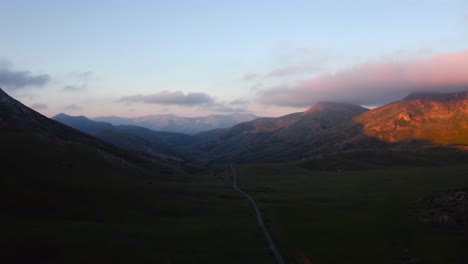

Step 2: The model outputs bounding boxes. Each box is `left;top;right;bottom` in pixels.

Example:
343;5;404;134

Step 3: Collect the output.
53;113;70;118
304;102;368;115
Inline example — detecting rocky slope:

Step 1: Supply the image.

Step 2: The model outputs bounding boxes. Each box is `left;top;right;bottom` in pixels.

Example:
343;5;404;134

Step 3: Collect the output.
355;91;468;146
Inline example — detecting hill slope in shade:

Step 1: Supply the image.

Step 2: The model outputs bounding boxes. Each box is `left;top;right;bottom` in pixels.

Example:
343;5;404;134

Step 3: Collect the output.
355;91;468;146
0;88;130;161
93;113;258;134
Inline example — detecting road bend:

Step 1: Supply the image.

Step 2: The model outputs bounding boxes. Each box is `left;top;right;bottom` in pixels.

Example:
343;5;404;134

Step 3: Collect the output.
230;165;285;264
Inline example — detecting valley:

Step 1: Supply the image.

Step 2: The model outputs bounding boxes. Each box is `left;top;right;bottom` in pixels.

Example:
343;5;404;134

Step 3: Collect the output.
1;88;468;263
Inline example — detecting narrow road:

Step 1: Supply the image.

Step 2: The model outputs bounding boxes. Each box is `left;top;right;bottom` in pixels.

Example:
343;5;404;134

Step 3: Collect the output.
230;165;285;264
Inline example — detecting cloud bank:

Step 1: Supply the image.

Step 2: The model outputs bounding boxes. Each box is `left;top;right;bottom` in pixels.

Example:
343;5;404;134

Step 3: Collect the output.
117;91;214;106
0;65;50;90
257;50;468;107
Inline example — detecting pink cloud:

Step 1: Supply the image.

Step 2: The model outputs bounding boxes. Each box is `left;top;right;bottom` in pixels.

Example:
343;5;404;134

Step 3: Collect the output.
257;50;468;107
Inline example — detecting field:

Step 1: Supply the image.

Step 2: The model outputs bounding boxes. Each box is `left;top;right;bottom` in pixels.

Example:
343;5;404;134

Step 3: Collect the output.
2;131;468;263
236;163;468;264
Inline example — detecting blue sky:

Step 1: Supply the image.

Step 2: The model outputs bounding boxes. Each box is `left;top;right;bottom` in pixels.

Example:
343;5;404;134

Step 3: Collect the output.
1;0;467;117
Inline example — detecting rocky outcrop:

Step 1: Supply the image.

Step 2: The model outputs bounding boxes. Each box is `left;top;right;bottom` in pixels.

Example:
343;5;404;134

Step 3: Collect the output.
354;90;468;145
419;189;468;232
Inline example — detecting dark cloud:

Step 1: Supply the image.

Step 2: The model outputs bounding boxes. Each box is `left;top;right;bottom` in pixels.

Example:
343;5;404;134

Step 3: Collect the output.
117;91;214;106
213;106;246;113
257;50;468;107
64;104;81;111
30;103;48;110
0;65;50;90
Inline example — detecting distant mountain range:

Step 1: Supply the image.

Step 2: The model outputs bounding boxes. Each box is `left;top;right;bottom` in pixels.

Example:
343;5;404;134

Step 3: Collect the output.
53;113;198;161
93;113;258;134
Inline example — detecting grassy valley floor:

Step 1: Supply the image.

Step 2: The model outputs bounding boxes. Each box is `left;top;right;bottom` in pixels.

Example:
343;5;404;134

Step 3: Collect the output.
3;132;468;263
235;164;468;264
0;131;273;264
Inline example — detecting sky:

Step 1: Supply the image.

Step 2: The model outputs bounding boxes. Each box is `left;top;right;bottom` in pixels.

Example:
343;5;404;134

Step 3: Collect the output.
0;0;467;117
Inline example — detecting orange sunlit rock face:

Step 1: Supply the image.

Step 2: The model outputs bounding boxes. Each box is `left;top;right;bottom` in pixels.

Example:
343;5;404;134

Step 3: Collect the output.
354;91;468;146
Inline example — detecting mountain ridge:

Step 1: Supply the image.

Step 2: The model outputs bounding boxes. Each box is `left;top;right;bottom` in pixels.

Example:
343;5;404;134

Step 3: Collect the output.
93;113;258;134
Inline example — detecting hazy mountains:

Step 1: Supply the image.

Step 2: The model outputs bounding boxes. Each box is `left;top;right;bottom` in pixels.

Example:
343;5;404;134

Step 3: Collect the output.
93;113;258;134
53;113;197;161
